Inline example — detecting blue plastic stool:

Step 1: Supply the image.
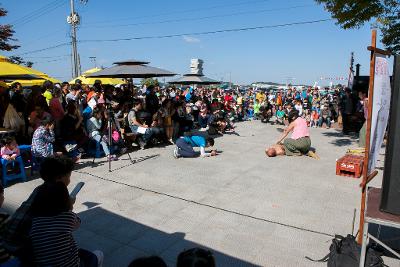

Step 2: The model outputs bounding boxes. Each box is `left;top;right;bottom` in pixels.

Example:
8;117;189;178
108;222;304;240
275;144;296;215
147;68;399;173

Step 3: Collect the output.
1;156;27;187
18;145;43;175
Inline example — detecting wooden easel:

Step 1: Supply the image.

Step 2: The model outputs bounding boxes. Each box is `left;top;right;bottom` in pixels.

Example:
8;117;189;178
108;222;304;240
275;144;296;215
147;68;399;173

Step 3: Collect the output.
357;29;392;244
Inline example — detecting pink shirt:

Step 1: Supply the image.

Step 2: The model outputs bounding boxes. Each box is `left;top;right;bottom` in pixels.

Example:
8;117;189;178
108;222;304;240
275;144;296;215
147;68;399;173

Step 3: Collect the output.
49;98;65;120
1;146;20;159
291;117;310;140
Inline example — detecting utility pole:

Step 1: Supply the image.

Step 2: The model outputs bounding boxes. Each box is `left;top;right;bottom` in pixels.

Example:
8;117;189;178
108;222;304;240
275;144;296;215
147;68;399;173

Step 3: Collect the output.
67;0;87;78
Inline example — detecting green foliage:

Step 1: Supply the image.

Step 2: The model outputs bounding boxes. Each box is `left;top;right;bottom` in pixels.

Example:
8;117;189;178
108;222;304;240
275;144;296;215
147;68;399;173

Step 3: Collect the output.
316;0;400;53
141;78;159;88
8;56;34;68
0;6;19;51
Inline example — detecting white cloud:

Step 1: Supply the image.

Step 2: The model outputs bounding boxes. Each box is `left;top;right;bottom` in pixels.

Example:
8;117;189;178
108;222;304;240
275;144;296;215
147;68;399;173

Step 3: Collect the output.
183;36;201;43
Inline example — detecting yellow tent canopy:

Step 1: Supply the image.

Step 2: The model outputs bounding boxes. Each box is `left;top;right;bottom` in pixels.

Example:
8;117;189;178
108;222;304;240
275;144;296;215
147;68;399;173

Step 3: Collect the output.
70;67;126;85
0;55;61;86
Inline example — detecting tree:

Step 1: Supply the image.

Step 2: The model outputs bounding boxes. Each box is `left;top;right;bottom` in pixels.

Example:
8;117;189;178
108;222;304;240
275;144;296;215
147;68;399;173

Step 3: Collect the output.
316;0;400;53
8;56;34;68
0;6;19;51
141;78;159;88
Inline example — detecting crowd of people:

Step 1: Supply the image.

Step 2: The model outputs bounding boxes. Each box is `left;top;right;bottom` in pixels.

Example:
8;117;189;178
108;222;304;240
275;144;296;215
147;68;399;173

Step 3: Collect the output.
0;79;366;163
0;78;368;266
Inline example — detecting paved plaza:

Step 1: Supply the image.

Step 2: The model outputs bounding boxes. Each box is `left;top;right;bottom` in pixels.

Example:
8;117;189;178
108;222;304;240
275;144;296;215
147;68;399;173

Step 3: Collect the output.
4;121;397;267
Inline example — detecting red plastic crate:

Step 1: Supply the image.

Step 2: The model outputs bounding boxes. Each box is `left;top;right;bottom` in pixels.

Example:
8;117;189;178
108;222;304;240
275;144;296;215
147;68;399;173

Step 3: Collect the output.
336;154;364;178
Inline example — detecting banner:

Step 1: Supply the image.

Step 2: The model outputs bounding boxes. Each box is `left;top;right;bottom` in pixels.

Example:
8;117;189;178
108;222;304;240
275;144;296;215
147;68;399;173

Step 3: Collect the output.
368;54;392;172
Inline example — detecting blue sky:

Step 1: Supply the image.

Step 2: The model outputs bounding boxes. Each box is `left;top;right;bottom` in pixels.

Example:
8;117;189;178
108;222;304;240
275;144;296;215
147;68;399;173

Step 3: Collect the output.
1;0;385;85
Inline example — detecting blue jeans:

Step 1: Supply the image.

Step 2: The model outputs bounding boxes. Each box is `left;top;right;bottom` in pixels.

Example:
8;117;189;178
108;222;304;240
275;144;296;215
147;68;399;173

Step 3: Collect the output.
176;138;199;158
130;125;154;143
318;117;331;127
91;134;110;156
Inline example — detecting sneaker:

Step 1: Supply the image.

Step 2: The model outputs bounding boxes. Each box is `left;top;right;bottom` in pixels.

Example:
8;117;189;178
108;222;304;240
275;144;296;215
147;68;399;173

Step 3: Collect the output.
65;144;77;152
137;137;146;150
307;151;320;160
173;147;180;159
107;155;118;161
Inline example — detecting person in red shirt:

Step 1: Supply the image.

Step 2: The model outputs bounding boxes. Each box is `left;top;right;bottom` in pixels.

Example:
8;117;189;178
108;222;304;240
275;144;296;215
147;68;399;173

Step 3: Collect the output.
224;92;233;103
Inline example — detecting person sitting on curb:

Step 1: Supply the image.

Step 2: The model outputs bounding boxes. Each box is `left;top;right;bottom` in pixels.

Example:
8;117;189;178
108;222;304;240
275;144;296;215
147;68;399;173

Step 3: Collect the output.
86;108;118;161
173;135;216;159
127;99;155;149
265;110;319;159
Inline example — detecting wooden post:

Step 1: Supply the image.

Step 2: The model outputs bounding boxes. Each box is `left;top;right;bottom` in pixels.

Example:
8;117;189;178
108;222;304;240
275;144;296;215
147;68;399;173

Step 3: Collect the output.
357;30;377;244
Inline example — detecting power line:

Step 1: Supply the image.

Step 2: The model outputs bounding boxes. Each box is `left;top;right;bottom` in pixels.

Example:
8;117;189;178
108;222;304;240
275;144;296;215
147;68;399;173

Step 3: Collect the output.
81;4;315;29
84;0;271;26
13;18;332;56
79;18;333;43
31;57;70;64
13;0;67;28
24;54;71;59
11;0;61;24
14;42;71;56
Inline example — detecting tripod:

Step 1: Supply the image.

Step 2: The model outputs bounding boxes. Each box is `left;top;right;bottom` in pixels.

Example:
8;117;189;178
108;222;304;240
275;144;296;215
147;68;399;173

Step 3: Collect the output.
92;104;134;172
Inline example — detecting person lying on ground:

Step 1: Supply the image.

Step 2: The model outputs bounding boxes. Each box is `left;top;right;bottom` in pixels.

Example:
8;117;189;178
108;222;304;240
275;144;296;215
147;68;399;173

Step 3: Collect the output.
265;110;319;159
173;136;216;159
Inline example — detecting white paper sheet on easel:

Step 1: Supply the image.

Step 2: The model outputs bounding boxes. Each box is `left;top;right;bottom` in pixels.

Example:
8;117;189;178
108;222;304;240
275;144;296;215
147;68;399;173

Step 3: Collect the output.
368;54;391;172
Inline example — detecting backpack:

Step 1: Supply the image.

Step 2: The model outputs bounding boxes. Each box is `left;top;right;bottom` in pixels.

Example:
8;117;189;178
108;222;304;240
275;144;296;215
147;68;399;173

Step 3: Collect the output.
306;234;386;267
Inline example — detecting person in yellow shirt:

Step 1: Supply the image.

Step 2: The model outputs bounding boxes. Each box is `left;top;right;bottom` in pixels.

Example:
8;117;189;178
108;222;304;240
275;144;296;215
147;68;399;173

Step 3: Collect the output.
42;80;53;104
256;90;266;103
236;94;243;107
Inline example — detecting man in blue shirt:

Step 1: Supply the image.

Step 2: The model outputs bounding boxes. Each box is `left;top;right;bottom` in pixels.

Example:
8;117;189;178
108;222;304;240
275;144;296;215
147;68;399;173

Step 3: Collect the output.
173;135;216;158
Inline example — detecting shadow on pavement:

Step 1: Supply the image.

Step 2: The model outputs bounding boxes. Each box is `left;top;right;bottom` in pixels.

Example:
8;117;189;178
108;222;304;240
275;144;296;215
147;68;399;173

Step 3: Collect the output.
329;138;353;147
322;130;357;147
76;206;261;267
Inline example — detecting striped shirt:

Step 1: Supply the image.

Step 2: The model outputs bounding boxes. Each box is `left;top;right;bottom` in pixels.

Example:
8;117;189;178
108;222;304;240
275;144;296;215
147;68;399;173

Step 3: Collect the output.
30;211;79;267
